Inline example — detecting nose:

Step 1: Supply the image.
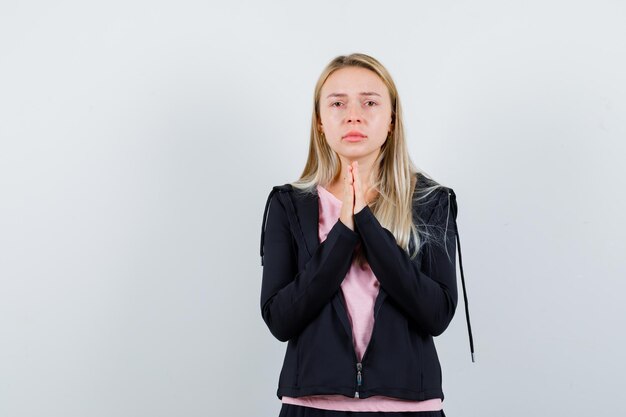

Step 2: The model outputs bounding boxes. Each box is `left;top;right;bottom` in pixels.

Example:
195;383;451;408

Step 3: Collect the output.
346;102;362;124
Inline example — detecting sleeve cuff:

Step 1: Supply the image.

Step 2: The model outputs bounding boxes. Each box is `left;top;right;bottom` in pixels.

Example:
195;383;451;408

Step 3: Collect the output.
335;218;360;242
354;205;375;226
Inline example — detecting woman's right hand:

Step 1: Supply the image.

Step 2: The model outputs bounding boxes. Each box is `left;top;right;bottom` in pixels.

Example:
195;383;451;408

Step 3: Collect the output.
340;165;355;231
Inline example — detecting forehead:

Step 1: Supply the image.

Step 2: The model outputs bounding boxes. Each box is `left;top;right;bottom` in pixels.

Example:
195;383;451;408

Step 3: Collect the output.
321;67;389;98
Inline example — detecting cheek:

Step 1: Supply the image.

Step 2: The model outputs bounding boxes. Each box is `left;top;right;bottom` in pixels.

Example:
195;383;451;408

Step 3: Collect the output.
324;111;343;124
319;108;332;125
320;113;343;132
373;112;392;129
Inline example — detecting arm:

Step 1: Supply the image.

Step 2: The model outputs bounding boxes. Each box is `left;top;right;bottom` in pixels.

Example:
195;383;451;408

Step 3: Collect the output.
353;188;458;336
260;191;360;342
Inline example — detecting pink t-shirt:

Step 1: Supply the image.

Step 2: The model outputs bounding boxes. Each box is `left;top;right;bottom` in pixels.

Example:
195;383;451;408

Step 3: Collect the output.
281;185;443;412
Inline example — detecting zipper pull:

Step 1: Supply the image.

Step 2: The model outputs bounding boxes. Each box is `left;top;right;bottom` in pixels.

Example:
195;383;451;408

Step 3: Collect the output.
354;362;362;398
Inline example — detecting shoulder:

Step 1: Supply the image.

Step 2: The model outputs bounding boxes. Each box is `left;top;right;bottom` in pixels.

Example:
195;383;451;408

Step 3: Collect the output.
263;182;316;214
272;183;293;192
414;172;453;194
413;172;457;223
269;181;320;195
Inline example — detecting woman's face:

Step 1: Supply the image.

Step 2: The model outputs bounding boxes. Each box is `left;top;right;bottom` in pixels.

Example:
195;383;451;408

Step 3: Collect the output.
318;66;393;164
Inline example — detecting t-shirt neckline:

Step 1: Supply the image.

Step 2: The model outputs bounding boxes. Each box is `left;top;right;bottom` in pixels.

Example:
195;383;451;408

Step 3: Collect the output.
317;184;342;205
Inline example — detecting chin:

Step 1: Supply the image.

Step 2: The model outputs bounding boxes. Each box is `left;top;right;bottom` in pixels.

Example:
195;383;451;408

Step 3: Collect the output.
340;147;375;156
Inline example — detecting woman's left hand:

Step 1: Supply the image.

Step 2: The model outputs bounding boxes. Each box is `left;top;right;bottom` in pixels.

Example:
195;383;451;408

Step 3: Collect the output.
351;161;367;214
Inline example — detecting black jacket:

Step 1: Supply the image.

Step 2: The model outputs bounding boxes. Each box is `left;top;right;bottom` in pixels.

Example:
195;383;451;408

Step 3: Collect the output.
259;173;474;402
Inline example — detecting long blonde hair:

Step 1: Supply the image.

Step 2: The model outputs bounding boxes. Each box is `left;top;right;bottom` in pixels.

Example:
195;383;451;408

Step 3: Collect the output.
291;53;446;263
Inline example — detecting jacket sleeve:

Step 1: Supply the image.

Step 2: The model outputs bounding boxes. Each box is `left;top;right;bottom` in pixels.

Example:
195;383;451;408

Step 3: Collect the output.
353;188;458;336
260;190;360;342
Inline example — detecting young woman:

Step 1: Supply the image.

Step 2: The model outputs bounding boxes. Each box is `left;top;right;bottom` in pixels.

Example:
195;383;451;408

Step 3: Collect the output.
260;53;474;417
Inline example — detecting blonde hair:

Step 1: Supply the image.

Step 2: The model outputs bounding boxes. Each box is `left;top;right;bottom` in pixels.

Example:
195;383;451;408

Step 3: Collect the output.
291;53;446;264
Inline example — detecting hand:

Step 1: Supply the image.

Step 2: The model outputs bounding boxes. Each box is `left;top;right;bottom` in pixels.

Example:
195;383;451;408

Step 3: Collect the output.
351;161;367;214
339;166;355;231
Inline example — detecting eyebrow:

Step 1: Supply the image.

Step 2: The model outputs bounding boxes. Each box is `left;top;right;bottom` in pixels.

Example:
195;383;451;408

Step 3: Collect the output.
326;92;382;99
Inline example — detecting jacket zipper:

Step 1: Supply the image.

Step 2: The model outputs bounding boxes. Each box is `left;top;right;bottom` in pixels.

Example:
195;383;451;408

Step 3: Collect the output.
338;291;363;399
353;290;385;399
354;362;363;398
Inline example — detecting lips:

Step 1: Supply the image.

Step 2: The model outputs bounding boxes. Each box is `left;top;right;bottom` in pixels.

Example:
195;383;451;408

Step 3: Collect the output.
342;130;366;142
343;130;366;138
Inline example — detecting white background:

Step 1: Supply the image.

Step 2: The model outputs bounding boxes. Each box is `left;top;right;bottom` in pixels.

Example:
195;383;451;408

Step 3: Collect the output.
1;1;625;416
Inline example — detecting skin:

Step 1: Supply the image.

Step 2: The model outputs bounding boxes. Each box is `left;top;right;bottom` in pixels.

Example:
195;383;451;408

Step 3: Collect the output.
318;66;393;231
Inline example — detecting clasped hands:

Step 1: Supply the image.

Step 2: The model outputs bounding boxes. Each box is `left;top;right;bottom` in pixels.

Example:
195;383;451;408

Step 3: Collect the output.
340;161;369;232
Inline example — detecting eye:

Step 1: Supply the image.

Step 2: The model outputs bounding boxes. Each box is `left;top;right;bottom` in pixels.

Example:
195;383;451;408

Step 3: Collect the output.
331;101;343;107
365;101;377;107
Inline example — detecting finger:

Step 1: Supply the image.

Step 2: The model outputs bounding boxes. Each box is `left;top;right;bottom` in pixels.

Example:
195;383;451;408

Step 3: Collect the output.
352;161;361;191
343;169;353;199
340;167;356;229
353;161;367;213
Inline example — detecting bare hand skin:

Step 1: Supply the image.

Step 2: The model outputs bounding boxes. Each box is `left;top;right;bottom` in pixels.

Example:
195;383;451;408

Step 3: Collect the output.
352;161;367;214
340;165;355;231
339;161;371;231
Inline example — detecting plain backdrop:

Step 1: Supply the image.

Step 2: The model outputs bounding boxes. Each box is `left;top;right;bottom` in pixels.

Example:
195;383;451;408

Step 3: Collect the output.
1;1;625;416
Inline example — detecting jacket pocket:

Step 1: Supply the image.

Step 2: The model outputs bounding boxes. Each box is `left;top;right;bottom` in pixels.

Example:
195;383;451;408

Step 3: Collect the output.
279;338;300;389
418;335;442;391
359;302;423;392
295;300;356;389
408;319;424;392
